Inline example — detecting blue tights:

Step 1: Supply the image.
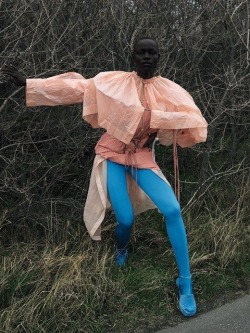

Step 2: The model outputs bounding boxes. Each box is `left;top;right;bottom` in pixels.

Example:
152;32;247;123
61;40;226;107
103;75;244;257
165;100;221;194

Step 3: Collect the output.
107;160;191;281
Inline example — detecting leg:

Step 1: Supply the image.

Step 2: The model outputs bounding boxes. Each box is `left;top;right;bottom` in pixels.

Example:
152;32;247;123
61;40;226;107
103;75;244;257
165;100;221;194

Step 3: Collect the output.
107;160;134;265
130;169;191;279
129;168;196;316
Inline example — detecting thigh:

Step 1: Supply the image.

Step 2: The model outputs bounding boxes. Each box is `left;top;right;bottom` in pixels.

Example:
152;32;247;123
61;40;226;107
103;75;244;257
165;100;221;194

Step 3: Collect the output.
129;168;180;214
107;160;134;216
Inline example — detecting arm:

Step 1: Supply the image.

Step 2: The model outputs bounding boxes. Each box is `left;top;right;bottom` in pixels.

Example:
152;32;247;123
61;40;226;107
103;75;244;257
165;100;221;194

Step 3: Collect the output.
151;107;208;148
142;132;157;148
26;72;86;107
1;65;86;106
156;128;207;148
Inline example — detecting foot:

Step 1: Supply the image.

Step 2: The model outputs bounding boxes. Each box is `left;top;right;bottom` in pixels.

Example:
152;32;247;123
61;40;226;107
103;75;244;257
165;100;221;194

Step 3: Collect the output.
115;249;128;267
176;276;197;317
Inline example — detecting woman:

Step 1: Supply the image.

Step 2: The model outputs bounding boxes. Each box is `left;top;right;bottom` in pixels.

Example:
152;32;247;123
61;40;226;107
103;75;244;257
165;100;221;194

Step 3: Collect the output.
1;37;208;317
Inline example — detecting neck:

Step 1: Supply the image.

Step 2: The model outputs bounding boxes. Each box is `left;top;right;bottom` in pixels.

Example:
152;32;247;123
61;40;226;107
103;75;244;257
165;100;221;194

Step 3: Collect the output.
136;70;155;79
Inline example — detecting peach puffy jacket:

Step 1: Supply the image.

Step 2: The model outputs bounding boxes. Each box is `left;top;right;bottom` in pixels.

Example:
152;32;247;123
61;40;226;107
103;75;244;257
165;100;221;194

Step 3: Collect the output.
26;71;208;240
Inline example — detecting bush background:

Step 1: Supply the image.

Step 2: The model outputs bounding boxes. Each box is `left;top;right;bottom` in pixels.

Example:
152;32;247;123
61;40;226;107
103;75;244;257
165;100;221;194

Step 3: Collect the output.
0;1;249;332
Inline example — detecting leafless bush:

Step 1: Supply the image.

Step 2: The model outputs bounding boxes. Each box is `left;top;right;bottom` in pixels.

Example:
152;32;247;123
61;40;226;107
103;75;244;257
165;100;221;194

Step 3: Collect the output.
0;0;249;331
1;0;249;231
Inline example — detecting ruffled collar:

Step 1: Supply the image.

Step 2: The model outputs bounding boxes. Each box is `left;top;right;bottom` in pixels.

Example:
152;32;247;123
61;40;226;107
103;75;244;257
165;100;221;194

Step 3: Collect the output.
132;71;160;84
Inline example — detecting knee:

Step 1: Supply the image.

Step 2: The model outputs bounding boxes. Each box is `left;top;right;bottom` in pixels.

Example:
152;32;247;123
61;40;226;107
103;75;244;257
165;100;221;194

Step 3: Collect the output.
162;201;182;221
116;210;134;229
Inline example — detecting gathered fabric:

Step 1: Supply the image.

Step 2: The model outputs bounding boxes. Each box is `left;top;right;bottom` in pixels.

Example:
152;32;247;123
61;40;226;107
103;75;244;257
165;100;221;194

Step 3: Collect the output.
26;70;208;240
27;71;207;147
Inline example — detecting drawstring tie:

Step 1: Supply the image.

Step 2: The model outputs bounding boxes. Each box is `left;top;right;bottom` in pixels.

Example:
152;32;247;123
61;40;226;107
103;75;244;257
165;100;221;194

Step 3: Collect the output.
173;130;180;202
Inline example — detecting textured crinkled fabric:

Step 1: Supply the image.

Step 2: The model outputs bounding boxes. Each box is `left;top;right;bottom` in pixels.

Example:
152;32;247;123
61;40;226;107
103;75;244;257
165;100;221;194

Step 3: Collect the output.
26;71;208;240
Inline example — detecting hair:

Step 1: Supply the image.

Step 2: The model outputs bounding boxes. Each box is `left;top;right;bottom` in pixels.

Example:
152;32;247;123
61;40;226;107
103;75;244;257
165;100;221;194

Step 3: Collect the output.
132;36;159;54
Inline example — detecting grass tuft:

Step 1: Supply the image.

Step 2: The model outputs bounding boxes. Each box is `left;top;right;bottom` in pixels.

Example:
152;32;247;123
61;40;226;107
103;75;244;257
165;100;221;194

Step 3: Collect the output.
0;176;249;332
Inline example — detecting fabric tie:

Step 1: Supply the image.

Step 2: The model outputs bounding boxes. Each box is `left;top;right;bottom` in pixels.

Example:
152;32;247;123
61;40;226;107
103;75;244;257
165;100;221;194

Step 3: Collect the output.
173;130;180;202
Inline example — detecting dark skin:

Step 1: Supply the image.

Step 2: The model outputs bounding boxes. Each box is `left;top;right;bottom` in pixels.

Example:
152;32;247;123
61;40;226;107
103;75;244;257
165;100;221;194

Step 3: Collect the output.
133;38;160;79
1;63;26;86
133;38;160;146
1;38;160;146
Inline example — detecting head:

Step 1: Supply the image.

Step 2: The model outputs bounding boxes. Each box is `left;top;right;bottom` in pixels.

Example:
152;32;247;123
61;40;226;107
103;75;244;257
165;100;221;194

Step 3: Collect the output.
132;37;160;79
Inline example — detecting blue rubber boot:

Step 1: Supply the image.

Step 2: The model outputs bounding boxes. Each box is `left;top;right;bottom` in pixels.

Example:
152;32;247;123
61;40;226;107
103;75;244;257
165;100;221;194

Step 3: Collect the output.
176;276;197;317
115;249;128;267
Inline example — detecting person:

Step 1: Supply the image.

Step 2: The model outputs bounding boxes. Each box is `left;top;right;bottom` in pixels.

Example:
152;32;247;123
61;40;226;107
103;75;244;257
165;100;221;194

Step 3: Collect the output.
1;37;208;317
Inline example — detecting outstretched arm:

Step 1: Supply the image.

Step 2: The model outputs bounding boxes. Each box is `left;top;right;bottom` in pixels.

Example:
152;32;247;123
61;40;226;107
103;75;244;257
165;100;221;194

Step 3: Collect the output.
26;72;86;107
1;65;87;107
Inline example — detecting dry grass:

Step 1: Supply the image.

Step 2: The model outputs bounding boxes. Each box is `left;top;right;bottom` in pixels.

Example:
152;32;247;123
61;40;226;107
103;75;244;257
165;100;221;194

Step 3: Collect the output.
0;175;249;333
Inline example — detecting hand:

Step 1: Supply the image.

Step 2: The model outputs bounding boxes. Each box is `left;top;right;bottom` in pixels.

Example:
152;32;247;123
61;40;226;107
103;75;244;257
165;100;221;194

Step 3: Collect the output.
143;132;158;148
1;64;26;86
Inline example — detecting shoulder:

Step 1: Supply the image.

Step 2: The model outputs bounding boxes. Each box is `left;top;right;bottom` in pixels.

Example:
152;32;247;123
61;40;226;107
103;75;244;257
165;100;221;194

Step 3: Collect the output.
157;76;194;100
93;71;135;92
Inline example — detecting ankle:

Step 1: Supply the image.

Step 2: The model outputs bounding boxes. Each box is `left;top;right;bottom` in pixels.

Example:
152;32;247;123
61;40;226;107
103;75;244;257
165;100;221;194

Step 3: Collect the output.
177;275;193;295
116;247;127;255
115;248;128;267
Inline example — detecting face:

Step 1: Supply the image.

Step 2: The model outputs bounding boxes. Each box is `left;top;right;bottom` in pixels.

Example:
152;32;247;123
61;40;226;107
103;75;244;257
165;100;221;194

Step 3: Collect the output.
133;39;160;79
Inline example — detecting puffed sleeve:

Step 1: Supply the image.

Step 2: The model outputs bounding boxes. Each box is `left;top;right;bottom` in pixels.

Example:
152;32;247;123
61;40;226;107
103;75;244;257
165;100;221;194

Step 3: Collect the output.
26;72;87;107
157;127;207;148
